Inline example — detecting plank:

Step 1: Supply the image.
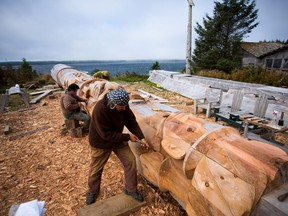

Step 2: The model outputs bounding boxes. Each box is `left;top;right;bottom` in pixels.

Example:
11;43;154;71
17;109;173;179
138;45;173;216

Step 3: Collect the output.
29;88;61;96
77;193;146;216
9;126;50;141
18;107;37;112
30;90;48;96
240;115;283;131
0;94;9;113
29;90;52;104
137;89;167;102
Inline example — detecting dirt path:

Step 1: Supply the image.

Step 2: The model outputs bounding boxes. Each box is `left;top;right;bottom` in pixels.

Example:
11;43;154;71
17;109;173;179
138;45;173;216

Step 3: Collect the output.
1;82;210;216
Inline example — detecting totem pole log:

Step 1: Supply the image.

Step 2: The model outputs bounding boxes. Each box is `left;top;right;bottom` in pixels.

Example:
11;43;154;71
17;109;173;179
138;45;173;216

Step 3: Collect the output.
51;64;288;216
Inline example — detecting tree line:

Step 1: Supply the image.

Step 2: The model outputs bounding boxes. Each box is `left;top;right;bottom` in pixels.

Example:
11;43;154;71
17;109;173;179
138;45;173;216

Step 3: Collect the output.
0;58;39;92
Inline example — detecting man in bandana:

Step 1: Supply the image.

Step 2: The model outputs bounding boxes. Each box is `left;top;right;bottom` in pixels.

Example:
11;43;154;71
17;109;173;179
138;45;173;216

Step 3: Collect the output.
86;88;149;205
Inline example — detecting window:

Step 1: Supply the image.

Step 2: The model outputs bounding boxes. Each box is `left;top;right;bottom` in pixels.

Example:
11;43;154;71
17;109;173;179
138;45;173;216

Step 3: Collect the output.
266;59;273;68
283;59;288;69
272;59;282;69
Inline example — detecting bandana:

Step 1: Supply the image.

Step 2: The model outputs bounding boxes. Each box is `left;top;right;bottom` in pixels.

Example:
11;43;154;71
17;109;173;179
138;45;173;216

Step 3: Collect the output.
107;89;129;106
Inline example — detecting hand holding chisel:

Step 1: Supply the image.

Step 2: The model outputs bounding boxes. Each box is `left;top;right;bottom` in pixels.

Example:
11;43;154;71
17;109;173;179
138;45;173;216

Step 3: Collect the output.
129;134;150;149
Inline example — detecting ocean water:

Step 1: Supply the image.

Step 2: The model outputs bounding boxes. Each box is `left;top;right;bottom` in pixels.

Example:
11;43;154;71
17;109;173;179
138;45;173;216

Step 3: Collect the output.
1;60;186;75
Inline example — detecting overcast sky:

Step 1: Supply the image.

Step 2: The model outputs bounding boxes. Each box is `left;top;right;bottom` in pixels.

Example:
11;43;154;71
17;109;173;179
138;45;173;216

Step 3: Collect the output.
0;0;287;61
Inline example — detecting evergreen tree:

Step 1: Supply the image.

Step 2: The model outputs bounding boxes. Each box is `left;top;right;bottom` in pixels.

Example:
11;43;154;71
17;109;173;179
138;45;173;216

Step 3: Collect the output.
18;58;38;83
21;58;32;71
193;0;258;73
0;64;16;91
150;61;161;70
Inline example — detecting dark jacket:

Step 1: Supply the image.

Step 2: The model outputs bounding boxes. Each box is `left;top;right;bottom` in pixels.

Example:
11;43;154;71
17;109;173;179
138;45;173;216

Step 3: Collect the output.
89;95;144;149
60;91;86;117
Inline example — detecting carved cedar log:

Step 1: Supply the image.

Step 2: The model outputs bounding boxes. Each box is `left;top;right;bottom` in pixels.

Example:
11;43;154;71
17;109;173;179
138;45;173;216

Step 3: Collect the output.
161;113;209;159
184;127;288;215
158;157;191;208
193;127;288;197
131;107;167;152
51;64;288;216
189;156;256;215
139;152;164;187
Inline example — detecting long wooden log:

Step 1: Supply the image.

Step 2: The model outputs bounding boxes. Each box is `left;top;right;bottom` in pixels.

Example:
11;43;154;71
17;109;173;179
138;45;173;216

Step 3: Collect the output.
51;64;288;216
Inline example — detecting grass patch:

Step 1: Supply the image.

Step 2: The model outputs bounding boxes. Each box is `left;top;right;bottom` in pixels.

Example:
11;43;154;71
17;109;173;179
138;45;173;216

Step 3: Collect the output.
111;71;149;83
110;71;159;88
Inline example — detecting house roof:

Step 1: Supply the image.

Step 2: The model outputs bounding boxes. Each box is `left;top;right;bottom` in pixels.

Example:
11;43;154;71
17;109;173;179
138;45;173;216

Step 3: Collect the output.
241;42;288;58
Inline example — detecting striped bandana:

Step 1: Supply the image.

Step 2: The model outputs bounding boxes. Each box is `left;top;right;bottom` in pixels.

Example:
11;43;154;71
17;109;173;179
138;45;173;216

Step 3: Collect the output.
107;89;129;106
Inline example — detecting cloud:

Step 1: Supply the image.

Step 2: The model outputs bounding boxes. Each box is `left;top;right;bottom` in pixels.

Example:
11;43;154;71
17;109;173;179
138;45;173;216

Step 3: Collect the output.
246;0;288;42
0;0;287;61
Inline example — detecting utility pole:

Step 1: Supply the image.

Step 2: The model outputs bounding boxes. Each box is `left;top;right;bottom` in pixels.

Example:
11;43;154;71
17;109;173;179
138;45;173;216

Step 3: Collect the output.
186;0;194;74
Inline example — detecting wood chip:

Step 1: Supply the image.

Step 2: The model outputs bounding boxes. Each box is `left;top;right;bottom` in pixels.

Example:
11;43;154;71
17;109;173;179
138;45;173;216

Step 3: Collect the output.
0;85;189;216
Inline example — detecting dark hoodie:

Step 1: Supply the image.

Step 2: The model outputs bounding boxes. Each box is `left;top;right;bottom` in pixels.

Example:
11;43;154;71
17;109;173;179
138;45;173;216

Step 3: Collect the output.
60;91;86;117
89;95;144;149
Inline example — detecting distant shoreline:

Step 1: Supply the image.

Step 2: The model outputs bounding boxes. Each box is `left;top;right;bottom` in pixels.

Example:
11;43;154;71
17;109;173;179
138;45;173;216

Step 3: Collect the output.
0;59;185;64
0;60;186;75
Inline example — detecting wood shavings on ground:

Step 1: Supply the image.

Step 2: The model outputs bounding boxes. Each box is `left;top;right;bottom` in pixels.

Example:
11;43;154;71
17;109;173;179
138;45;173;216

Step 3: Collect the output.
0;82;191;216
2;82;286;216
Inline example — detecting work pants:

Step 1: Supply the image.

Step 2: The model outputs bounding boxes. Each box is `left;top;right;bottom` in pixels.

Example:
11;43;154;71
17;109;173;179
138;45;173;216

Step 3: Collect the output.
66;112;90;131
88;143;137;195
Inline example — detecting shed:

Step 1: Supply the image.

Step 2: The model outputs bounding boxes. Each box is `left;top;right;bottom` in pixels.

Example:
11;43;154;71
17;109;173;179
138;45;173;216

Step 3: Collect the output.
241;42;288;71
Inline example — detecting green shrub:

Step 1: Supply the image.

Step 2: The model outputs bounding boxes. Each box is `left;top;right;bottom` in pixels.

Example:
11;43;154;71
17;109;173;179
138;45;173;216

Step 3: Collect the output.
93;71;111;80
200;66;288;87
36;74;55;86
230;67;286;87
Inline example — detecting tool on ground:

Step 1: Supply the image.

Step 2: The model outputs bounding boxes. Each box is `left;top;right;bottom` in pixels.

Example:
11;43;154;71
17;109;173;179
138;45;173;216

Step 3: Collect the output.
277;191;288;202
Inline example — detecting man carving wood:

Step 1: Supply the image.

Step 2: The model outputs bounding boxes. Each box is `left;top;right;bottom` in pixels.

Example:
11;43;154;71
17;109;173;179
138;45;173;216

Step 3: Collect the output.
86;88;149;205
60;83;90;133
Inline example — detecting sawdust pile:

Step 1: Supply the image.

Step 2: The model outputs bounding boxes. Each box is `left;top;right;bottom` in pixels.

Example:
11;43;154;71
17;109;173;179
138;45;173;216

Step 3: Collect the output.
0;82;196;216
